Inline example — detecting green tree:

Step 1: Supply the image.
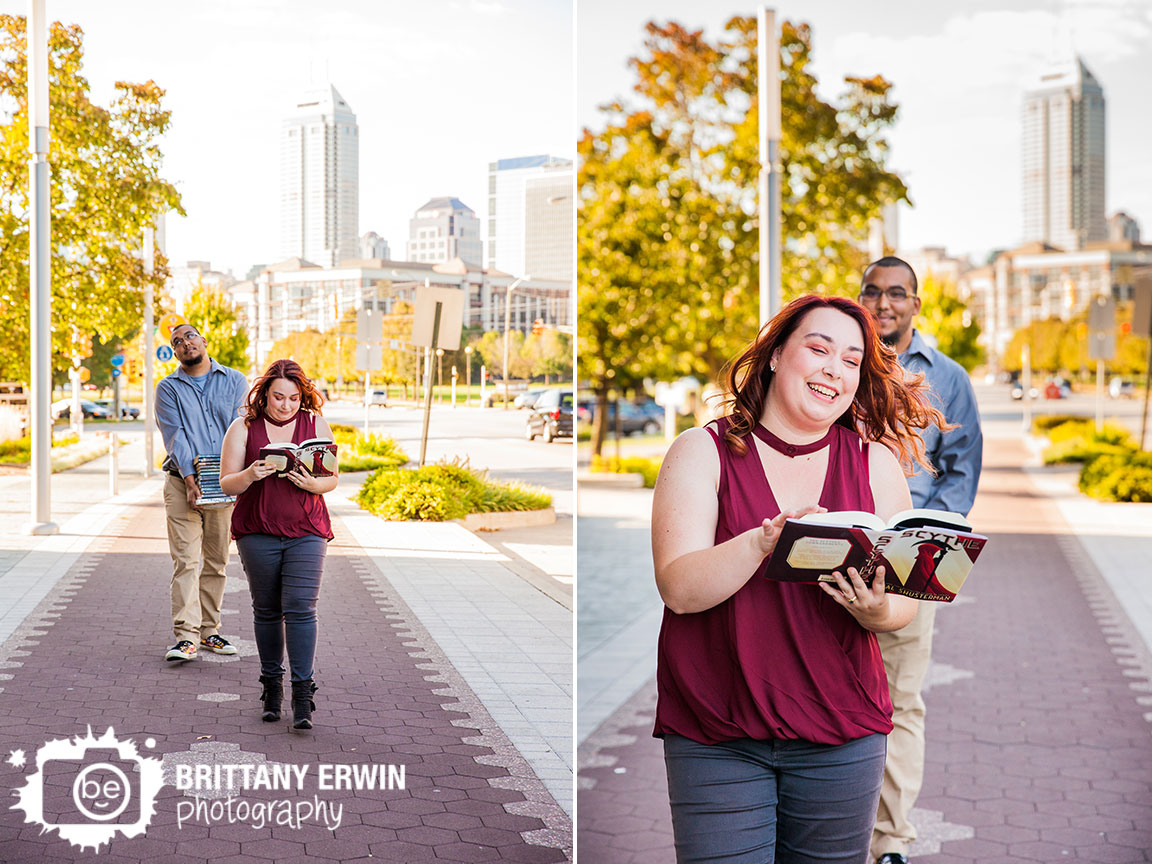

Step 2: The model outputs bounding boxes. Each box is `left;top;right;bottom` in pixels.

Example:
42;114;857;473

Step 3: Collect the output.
0;16;182;383
524;329;572;384
184;289;250;374
916;275;983;372
579;17;908;454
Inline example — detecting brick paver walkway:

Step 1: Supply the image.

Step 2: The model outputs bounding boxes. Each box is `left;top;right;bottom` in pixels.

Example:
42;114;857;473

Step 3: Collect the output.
577;432;1152;862
0;487;570;863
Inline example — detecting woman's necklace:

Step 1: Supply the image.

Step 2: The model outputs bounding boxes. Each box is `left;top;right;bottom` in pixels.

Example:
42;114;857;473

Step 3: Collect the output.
263;411;299;428
752;424;835;458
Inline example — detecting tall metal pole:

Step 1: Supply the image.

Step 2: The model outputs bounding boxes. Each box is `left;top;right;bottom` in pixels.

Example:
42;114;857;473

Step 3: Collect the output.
758;7;782;328
143;226;155;476
502;276;527;410
25;0;57;535
418;302;442;467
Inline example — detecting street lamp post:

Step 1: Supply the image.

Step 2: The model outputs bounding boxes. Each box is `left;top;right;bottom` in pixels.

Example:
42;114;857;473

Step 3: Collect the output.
464;346;473;406
502;275;529;410
25;0;57;535
436;347;444;404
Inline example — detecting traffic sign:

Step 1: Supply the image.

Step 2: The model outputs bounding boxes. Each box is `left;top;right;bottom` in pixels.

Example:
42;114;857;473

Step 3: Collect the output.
159;313;187;338
157;345;174;362
111;368;122;378
78;367;90;383
111;354;125;367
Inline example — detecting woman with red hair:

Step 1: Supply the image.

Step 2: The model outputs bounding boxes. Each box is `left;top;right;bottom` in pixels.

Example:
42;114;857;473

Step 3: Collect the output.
651;295;945;862
220;359;337;730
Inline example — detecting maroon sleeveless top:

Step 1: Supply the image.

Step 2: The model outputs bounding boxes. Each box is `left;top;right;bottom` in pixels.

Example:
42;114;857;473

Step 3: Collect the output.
653;417;893;746
230;411;334;541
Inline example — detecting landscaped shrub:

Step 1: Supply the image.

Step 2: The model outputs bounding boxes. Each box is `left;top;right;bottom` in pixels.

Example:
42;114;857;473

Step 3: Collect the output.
328;423;408;471
356;461;551;521
1079;450;1152;502
1042;420;1135;465
590;454;663;488
1032;414;1086;434
0;433;81;463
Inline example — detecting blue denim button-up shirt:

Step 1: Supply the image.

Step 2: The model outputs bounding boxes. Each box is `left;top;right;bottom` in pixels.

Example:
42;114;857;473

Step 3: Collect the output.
155;359;250;478
900;330;983;517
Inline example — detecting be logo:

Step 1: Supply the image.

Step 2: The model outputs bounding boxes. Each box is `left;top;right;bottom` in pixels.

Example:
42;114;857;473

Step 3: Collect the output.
9;727;164;853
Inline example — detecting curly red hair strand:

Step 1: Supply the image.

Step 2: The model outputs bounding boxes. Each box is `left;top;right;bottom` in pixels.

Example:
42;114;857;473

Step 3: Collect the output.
243;358;325;422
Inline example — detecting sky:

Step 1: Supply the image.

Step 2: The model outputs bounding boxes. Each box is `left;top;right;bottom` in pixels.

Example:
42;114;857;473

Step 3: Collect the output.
578;0;1152;266
0;0;574;278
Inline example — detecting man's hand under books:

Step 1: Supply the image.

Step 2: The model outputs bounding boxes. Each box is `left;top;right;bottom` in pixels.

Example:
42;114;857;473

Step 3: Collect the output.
818;565;891;626
757;506;827;558
183;475;202;511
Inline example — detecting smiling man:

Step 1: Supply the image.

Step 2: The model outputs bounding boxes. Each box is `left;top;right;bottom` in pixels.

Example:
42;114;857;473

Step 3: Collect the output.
859;257;983;864
154;323;250;664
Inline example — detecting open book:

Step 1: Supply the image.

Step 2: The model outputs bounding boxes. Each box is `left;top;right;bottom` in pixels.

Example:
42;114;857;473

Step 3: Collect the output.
761;509;988;602
259;438;338;478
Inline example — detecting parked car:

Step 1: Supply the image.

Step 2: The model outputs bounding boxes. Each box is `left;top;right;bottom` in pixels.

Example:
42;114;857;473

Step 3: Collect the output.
514;389;547;410
525;389;574;443
1109;378;1135;399
368;390;389;407
575;399;663;436
93;399;140;419
50;398;112;420
1010;382;1039;401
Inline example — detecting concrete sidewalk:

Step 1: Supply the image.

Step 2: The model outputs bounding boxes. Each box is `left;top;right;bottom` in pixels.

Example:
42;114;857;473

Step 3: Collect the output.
577;425;1152;863
0;440;573;862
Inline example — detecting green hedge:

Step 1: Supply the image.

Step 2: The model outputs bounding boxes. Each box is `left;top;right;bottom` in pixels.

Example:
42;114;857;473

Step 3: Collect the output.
1079;451;1152;503
329;423;408;471
590;454;663;488
356;462;551;521
1041;420;1135;465
0;433;81;463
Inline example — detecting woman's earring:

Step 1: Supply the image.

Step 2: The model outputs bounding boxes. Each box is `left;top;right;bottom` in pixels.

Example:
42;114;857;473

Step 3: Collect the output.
770;363;777;373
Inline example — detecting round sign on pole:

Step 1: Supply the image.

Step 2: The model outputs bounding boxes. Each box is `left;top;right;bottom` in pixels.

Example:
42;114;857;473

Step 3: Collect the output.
78;367;90;383
156;345;174;362
110;353;125;367
159;313;187;338
112;368;122;378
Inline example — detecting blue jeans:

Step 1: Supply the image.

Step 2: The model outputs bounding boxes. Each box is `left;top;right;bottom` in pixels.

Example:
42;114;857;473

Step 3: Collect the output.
663;733;887;864
235;533;327;683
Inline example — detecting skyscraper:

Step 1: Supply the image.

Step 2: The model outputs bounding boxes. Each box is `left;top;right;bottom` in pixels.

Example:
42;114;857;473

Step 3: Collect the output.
1021;57;1106;251
406;198;483;266
280;84;359;267
487;155;573;280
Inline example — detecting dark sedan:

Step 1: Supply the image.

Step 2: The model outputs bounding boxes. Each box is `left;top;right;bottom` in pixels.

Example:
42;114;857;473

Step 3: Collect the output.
525;389;573;443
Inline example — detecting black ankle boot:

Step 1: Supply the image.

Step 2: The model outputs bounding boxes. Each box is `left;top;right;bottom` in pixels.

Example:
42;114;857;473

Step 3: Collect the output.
291;679;317;730
259;675;283;722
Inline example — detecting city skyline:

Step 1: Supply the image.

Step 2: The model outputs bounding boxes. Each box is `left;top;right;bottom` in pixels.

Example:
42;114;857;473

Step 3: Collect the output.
579;0;1152;265
0;0;573;278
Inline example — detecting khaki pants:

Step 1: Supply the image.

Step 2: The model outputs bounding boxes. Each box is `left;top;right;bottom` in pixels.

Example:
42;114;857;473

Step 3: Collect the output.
871;600;937;861
163;473;233;644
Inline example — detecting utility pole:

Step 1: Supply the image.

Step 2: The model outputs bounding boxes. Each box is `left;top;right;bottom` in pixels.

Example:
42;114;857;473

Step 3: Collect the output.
758;6;782;327
25;0;57;535
143;226;155;476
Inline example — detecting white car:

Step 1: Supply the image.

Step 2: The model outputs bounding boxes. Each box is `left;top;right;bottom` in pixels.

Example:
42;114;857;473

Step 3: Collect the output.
367;390;389;407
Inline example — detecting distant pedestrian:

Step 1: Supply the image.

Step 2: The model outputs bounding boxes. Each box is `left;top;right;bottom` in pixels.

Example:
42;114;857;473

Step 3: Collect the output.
155;323;249;664
859;257;983;864
219;359;337;730
651;295;946;863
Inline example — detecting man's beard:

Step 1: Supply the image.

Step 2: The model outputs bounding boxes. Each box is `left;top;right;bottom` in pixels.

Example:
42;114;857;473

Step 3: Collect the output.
179;351;204;368
880;330;900;347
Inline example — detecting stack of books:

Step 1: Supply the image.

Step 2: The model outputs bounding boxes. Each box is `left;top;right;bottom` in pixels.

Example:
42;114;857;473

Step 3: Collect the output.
193;454;237;508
